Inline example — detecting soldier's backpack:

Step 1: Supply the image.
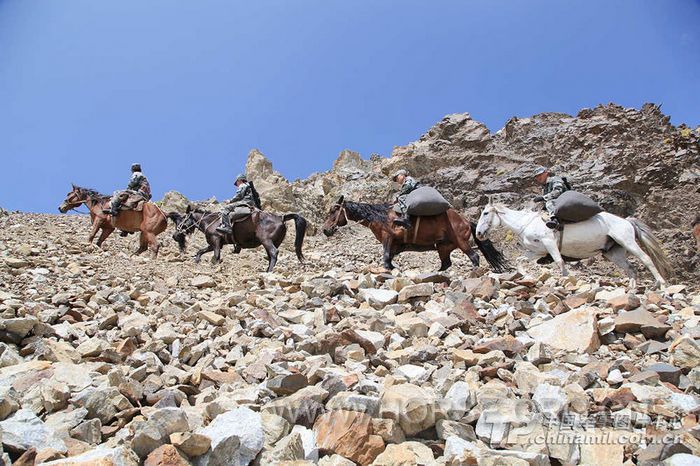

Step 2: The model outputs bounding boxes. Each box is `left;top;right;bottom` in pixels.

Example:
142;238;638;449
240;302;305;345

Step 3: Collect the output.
248;181;262;210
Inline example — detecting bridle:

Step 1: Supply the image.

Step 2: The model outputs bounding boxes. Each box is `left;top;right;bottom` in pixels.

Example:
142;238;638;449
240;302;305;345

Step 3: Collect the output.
176;209;221;234
62;191;91;214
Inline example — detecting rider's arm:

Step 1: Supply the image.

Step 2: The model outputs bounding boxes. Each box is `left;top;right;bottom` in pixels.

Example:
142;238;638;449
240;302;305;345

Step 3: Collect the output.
397;177;417;196
543;178;566;202
229;184;249;203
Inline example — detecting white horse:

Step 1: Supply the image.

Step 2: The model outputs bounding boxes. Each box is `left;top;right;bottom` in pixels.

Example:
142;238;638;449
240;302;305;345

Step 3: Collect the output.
475;201;673;288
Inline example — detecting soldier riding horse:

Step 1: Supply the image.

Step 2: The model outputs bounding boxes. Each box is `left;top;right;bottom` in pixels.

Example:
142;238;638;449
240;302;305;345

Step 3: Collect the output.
59;184;167;256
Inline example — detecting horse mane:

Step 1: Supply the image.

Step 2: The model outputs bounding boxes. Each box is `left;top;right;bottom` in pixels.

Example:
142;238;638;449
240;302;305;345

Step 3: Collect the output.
344;201;392;223
75;185;110;201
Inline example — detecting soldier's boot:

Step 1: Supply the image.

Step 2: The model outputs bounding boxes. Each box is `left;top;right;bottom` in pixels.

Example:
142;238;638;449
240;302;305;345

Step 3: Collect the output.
216;213;233;234
545;216;560;230
393;214;412;229
103;200;120;217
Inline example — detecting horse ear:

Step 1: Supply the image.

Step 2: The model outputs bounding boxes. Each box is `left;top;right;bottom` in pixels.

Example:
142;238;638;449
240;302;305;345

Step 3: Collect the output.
337;195;345;205
186;205;192;214
71;183;76;189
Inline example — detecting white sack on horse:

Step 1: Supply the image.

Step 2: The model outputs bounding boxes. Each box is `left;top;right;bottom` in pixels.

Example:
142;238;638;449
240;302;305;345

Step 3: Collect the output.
405;186;451;216
553;191;603;222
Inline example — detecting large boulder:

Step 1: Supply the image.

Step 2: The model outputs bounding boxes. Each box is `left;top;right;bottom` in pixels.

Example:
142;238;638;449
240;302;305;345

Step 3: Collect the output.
195;407;264;466
313;410;384;465
527;308;600;353
379;383;438;436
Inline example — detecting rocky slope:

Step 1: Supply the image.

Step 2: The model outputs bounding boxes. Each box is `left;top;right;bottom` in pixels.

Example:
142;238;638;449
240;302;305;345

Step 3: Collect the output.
1;206;699;465
1;103;699;466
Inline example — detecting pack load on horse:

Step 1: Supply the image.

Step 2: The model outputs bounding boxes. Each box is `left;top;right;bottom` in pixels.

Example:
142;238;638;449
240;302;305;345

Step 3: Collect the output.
168;203;306;272
551;191;603;223
322;195;509;272
104;163;152;218
59;184;167;256
533;166;575;229
390;169;452;230
693;214;700;252
216;173;261;237
475;198;673;289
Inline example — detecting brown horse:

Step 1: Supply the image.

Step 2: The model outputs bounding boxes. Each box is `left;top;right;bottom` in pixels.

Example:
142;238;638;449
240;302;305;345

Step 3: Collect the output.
168;206;307;272
58;184;167;255
693;214;700;252
322;196;509;272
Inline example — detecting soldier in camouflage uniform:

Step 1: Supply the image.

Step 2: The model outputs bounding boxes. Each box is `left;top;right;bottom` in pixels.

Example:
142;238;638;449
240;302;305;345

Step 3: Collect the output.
533;166;569;229
216;174;256;235
391;169;421;229
104;163;152;216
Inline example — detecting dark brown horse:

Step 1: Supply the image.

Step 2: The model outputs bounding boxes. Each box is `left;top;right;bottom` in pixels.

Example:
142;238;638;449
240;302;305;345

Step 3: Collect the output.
58;184;167;255
322;196;509;272
693;214;700;252
168;206;307;272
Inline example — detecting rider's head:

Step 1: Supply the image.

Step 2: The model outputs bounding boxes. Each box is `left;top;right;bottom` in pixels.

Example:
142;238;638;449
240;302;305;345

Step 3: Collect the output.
131;163;142;173
392;169;409;185
533;166;549;185
235;173;248;186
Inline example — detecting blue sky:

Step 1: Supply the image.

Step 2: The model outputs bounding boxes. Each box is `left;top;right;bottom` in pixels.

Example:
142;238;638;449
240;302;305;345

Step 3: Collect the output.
1;1;698;212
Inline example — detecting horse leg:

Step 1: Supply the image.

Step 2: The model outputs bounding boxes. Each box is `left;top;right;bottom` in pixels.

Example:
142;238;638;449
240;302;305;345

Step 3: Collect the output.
452;225;480;267
212;238;224;264
88;221;100;243
133;233;148;256
620;242;665;288
603;245;637;289
194;244;214;263
437;245;453;271
466;249;480;267
96;225;114;247
541;238;567;276
382;244;395;270
261;239;279;272
608;228;666;288
145;232;160;258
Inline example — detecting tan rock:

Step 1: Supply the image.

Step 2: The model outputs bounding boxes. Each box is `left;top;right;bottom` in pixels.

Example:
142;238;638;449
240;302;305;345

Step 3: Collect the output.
169;432;211;457
143;445;192;466
670;335;700;371
371;441;435;465
379;383;437;436
314;410;384;465
527;308;600;353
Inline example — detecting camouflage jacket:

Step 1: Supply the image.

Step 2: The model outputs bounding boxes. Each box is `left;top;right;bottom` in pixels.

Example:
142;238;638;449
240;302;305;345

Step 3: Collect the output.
396;176;420;198
229;182;256;207
542;175;568;202
127;172;151;199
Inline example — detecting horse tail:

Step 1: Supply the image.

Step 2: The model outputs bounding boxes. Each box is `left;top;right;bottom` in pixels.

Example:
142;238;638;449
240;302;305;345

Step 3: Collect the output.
470;221;510;273
283;213;307;262
628;218;673;280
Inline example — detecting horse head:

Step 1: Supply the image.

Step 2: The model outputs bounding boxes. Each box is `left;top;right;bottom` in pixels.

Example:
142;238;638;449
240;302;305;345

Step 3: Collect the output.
322;196;348;237
169;208;198;252
476;203;501;241
58;184;86;213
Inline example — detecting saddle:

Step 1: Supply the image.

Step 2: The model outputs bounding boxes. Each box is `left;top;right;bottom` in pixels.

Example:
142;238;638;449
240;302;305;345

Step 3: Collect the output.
227;205;255;224
117;192;147;212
